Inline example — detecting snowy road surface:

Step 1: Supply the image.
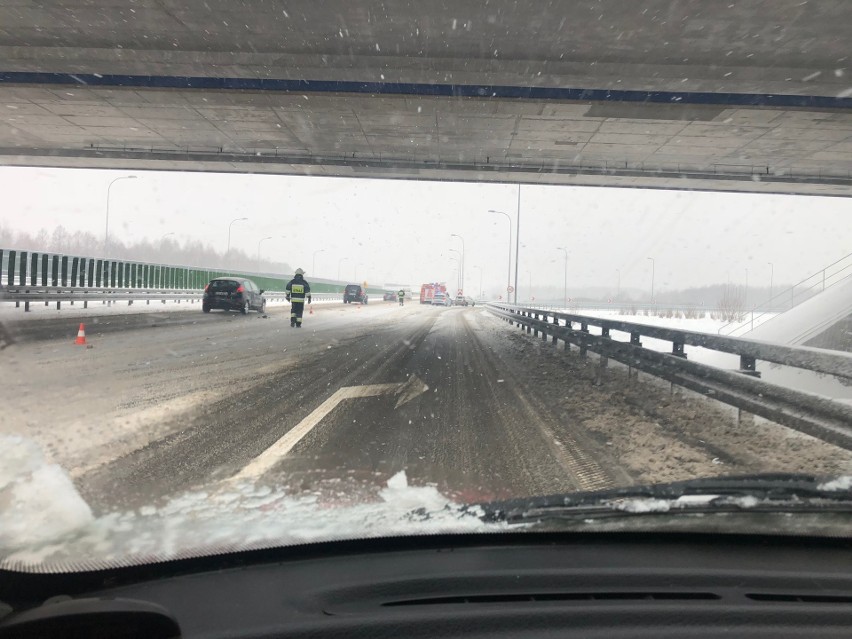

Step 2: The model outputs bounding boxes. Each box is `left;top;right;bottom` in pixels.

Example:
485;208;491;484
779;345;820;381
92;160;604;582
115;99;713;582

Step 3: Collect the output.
2;301;851;516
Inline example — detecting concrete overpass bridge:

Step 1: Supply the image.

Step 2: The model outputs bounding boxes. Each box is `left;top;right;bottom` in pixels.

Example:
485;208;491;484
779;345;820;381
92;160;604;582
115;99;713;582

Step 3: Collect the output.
0;1;850;196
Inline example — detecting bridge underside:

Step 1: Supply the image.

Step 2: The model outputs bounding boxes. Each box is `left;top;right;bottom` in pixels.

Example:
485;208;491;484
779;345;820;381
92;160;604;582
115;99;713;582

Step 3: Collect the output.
1;1;850;196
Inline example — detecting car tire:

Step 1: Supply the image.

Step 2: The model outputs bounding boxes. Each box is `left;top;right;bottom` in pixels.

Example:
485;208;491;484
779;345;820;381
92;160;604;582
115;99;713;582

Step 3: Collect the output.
241;301;250;315
202;306;210;313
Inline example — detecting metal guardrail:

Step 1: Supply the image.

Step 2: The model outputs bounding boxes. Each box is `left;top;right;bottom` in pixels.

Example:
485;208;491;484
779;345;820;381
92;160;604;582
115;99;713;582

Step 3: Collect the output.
249;291;350;303
487;303;852;450
0;286;202;310
503;304;852;380
0;286;352;310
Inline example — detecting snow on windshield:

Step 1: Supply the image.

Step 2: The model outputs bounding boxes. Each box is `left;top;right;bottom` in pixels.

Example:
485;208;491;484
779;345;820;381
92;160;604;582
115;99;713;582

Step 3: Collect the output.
0;435;504;571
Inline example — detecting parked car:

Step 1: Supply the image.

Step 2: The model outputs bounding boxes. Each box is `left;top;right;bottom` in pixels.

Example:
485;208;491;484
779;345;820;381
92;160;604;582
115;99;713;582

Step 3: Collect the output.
382;291;396;301
343;284;368;304
431;292;452;307
454;295;468;306
465;297;477;307
202;277;265;314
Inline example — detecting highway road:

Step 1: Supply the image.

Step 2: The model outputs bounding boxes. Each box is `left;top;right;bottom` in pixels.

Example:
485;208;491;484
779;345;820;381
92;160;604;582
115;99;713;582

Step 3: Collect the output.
2;301;851;517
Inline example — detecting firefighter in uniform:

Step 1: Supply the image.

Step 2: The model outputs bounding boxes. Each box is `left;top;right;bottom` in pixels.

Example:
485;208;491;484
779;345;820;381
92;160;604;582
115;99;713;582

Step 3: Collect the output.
397;289;405;306
285;268;312;327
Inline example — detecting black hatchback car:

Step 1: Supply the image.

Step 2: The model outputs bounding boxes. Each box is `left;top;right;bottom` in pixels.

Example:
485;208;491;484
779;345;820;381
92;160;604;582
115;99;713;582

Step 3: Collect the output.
343;284;368;304
203;277;265;314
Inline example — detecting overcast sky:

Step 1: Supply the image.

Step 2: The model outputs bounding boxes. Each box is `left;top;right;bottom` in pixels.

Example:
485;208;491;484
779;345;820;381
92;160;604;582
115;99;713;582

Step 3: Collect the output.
2;166;849;297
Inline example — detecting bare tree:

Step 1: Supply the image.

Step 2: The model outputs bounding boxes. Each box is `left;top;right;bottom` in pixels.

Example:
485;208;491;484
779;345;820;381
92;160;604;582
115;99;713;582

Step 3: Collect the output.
718;285;746;322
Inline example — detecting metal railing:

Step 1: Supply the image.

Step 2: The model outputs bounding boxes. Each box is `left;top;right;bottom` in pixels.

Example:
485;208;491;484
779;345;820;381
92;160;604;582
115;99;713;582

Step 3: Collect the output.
487;302;852;450
0;286;345;310
719;252;852;336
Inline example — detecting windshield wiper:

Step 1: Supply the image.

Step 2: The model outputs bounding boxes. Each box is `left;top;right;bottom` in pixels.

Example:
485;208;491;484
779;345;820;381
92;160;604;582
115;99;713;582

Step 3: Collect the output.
477;473;852;524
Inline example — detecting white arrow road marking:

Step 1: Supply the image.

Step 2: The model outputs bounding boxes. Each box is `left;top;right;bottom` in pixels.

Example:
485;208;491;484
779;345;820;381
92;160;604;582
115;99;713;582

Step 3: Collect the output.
232;376;428;482
394;374;431;409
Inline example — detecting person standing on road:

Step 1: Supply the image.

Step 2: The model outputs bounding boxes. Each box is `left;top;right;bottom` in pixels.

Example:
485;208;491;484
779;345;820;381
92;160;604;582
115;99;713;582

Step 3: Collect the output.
285;268;312;328
398;289;405;306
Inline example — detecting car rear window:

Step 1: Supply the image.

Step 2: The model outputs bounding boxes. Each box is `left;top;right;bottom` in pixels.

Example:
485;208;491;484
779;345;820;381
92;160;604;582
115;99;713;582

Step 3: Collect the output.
209;280;238;291
345;285;361;293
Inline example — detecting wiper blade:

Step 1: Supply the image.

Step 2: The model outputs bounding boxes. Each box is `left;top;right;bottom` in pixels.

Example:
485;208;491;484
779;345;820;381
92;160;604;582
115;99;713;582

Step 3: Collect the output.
478;473;852;524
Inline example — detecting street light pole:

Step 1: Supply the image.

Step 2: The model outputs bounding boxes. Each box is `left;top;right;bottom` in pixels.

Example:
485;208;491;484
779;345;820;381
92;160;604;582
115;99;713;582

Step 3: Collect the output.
256;236;273;272
226;217;248;258
514;184;521;304
768;262;774;302
556;247;568;309
488;209;512;301
312;249;325;276
450;233;465;295
448;248;462;292
448;255;460;291
647;257;655;303
104;175;137;254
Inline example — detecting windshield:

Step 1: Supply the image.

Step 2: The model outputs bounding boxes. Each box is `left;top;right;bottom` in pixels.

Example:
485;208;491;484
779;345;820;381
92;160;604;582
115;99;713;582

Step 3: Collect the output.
208;279;239;292
1;1;851;572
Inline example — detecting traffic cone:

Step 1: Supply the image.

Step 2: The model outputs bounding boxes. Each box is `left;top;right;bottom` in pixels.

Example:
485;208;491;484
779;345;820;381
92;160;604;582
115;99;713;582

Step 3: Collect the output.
74;323;86;345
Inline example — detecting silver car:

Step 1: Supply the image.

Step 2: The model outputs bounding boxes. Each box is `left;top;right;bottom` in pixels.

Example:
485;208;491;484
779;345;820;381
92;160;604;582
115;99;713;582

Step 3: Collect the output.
431;293;452;307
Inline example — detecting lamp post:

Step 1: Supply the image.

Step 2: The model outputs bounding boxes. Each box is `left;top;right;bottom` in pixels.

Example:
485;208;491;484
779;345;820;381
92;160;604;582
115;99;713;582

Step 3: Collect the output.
104;175;137;254
312;249;325;275
449;255;460;290
488;209;512;301
514;184;521;304
338;256;350;280
448;248;462;292
647;257;655;303
450;233;465;295
226;217;248;257
768;262;774;303
556;247;568;309
256;236;273;272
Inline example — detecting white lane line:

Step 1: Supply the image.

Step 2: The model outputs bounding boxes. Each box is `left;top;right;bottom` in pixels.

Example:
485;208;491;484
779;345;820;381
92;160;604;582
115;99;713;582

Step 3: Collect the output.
232;383;401;482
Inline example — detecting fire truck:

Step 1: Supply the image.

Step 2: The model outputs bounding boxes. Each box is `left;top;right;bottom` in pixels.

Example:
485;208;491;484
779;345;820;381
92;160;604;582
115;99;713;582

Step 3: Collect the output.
420;282;447;304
